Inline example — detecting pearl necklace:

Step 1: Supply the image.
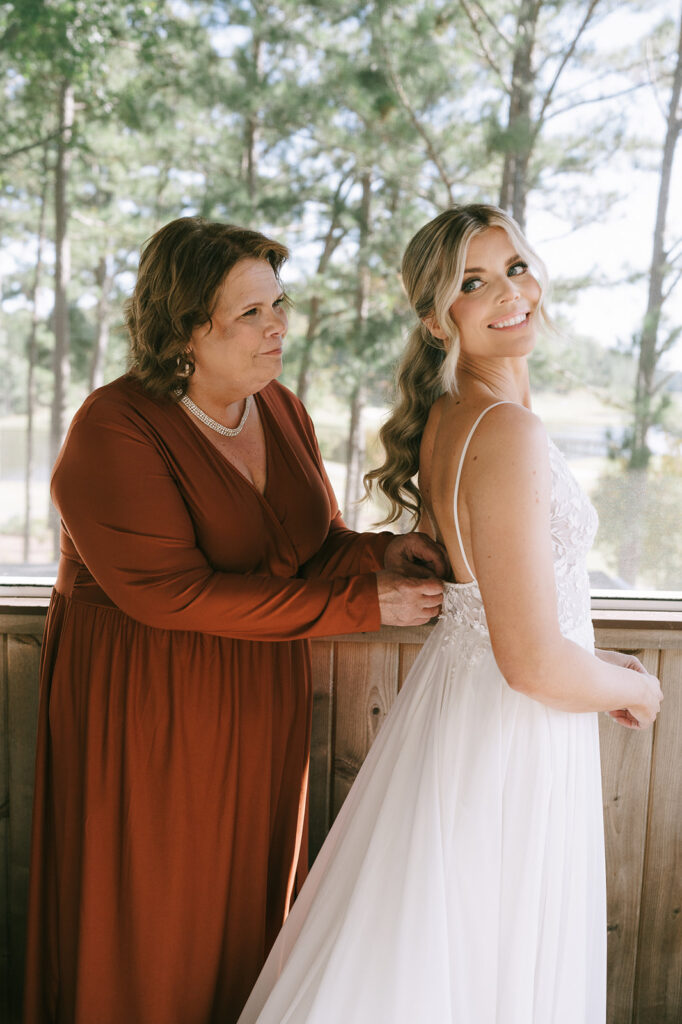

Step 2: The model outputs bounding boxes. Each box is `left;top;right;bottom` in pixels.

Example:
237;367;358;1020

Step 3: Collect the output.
181;393;253;437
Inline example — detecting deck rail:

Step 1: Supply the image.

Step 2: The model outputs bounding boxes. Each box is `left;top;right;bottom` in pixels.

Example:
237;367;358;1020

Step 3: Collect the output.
1;602;680;1023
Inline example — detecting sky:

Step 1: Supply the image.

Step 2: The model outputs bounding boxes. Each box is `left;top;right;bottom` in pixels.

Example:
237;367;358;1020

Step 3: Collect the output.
529;1;682;370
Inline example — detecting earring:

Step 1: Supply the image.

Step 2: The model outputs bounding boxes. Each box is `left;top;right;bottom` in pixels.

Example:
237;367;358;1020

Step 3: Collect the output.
176;352;192;377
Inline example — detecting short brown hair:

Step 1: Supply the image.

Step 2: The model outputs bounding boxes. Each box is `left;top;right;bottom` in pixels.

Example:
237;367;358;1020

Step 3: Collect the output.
125;217;289;398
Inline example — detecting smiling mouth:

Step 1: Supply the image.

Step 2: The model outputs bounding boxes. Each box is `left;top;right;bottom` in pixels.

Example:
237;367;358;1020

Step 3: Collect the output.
488;312;530;330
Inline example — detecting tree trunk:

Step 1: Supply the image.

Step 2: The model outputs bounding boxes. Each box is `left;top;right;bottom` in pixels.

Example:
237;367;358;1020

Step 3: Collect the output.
618;7;682;584
297;295;322;407
89;253;114;392
23;147;49;562
498;0;539;229
630;8;682;471
48;79;74;556
297;189;348;403
616;467;647;587
343;172;372;529
242;35;262;198
344;383;366;529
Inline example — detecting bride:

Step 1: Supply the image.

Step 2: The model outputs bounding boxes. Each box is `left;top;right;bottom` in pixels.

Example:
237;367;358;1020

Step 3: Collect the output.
237;204;662;1023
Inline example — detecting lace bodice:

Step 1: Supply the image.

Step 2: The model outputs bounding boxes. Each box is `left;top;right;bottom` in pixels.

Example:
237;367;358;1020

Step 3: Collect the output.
439;433;598;660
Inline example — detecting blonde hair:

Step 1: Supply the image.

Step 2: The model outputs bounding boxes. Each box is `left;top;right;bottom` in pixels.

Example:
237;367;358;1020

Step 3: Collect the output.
365;203;551;524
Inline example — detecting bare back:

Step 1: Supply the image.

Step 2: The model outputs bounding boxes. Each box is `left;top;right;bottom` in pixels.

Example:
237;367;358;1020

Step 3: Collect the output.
419;395;511;584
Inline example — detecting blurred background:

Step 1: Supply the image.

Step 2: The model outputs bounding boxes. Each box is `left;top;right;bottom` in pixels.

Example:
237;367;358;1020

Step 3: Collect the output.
1;0;681;591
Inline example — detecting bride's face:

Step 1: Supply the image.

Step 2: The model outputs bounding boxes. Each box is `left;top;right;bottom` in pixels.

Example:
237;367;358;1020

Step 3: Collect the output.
449;227;541;359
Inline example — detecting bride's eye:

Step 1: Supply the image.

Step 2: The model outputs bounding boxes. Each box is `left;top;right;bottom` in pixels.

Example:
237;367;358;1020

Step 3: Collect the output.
461;277;483;293
508;261;528;277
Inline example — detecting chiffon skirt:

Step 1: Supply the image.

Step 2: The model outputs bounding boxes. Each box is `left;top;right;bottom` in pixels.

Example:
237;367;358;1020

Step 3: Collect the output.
238;619;606;1024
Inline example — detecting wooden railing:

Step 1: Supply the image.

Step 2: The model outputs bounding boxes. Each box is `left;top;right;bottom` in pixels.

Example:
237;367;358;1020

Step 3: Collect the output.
1;606;681;1023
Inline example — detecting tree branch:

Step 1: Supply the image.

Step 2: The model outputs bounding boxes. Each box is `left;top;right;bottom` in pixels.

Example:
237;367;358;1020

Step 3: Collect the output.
379;41;455;205
655;326;682;359
471;0;512;49
535;0;603;134
651;369;677;394
459;0;510;94
545;83;646;121
645;34;673;123
665;235;682;263
662;265;682;304
542;361;631;413
0;129;64;161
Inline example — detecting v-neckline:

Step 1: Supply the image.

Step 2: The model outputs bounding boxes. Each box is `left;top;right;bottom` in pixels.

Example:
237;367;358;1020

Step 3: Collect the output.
170;383;308;568
177;388;272;502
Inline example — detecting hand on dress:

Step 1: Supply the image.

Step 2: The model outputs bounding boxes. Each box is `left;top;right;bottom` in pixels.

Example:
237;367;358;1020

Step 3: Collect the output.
375;571;444;627
595;649;663;729
384;532;449;580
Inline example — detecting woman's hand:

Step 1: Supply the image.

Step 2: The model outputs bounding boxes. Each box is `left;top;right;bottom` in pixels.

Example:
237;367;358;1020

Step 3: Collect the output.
596;649;663;729
384;533;449;580
376;570;444;627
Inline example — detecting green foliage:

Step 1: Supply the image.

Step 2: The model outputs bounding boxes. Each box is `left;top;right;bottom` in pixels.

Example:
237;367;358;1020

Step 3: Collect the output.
0;0;680;572
592;454;682;589
529;330;633;396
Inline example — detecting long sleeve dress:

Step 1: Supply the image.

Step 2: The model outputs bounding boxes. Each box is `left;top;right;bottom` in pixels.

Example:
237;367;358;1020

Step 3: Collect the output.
23;375;392;1024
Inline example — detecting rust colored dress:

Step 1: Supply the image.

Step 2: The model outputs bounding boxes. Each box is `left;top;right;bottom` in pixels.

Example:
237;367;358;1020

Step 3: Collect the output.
24;376;391;1024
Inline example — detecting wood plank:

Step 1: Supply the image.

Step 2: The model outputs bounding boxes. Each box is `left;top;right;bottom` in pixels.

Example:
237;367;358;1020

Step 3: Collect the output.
0;615;680;1022
599;649;658;1024
324;624;682;650
0;614;48;636
634;648;682;1024
328;624;432;645
7;632;42;1021
308;640;334;863
397;643;423;693
0;633;10;1024
593;612;682;630
2;610;682;646
332;641;399;819
594;627;682;651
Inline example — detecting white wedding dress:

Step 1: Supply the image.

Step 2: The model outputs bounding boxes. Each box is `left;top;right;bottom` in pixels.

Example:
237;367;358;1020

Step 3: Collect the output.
238;404;606;1024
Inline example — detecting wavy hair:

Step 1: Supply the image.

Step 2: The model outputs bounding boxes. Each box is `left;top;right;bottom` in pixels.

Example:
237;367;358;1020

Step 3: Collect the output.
365;203;551;525
125;217;289;399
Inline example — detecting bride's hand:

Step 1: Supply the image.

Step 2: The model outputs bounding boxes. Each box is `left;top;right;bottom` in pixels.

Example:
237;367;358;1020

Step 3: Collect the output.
607;708;642;729
595;649;649;674
596;652;663;729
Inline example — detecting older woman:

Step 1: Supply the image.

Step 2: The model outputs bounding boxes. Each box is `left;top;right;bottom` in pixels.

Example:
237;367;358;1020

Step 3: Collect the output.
23;217;445;1024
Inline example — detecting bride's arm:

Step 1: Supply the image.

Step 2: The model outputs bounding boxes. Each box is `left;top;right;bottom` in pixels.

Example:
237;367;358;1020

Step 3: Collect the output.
463;404;662;728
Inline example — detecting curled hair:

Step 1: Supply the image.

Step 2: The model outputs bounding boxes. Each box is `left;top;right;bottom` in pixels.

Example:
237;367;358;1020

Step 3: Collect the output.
125;217;289;399
365;203;551;525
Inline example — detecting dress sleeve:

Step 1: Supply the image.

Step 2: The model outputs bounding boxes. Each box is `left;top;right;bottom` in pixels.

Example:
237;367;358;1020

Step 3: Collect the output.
52;399;382;641
300;508;393;580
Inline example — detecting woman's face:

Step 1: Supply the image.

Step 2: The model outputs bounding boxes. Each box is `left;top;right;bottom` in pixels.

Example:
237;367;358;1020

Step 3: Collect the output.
448;227;541;358
189;258;288;400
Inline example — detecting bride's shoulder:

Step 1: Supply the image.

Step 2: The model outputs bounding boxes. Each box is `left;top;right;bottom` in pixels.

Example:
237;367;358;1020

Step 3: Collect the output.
470;401;546;448
463;402;551;490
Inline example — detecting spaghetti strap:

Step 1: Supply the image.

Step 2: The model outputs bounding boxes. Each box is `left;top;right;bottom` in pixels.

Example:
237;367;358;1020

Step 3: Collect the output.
453;401;512;583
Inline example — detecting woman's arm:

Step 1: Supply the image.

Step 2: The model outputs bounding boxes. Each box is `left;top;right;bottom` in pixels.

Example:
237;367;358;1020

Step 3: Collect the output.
464;404;661;727
53;399;440;640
